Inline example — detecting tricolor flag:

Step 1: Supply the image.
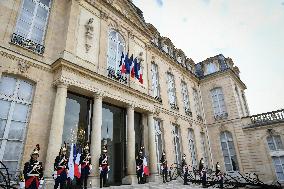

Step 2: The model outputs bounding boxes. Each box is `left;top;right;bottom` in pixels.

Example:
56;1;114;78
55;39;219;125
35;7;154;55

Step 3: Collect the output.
68;143;75;180
143;156;150;176
119;52;126;74
74;150;81;179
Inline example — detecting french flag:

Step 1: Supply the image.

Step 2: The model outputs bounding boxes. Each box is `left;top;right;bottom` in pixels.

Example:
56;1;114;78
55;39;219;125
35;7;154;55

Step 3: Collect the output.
143;157;150;176
74;151;81;179
68;143;74;180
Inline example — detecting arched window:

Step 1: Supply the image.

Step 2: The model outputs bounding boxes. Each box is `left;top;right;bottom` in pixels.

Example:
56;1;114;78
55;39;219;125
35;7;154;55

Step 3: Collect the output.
0;75;34;178
107;30;125;73
188;129;197;167
211;88;227;119
173;125;182;164
220;131;239;171
267;135;284;181
154;119;164;173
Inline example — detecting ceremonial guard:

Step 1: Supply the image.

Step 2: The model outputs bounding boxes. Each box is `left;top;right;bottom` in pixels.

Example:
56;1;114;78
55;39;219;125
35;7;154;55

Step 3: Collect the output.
136;148;144;184
199;158;206;188
215;162;223;189
80;144;91;189
23;144;43;189
160;151;169;183
99;145;109;188
54;143;69;189
181;154;188;185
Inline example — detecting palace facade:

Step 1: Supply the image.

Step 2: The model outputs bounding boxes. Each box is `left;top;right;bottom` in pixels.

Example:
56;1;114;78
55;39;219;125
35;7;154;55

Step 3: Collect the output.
0;0;283;187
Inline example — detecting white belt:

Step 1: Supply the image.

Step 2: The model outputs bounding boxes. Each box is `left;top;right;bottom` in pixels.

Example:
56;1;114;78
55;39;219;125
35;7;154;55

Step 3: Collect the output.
28;174;40;177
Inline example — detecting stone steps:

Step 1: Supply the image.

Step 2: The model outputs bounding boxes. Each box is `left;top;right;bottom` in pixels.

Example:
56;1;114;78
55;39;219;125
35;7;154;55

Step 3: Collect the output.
90;180;215;189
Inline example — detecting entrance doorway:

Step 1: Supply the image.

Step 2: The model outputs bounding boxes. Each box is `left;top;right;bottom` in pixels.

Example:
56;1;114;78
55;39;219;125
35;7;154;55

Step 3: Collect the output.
102;103;126;185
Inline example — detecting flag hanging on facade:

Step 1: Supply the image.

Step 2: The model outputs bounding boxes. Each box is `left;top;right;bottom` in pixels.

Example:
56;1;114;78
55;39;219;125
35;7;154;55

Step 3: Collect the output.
120;52;126;74
143;156;150;176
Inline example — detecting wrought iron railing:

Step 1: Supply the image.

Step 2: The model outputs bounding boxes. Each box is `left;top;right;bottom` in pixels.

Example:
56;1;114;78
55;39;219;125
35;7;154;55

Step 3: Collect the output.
107;67;128;84
0;161;17;189
214;112;228;120
248;109;284;127
10;33;45;55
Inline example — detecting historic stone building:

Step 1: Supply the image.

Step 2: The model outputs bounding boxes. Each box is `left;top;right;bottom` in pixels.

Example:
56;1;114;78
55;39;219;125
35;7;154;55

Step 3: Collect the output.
0;0;283;187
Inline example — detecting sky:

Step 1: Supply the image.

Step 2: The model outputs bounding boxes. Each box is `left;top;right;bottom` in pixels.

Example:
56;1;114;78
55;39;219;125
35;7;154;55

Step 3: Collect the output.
133;0;284;115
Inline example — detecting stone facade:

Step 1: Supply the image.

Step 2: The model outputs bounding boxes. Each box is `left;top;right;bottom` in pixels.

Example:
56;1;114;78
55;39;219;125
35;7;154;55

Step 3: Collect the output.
0;0;283;187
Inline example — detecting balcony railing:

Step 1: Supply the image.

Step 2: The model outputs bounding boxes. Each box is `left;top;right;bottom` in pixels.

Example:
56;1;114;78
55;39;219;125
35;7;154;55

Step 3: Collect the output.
170;103;179;111
185;109;192;117
197;115;203;121
214;112;228;120
107;67;128;84
154;96;162;103
10;33;45;55
249;109;284;126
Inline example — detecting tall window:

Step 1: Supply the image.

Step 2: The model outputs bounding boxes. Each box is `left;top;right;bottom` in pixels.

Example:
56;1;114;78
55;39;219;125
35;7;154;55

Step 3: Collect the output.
267;135;284;151
267;135;284;181
15;0;52;45
188;129;197;167
181;81;191;114
201;132;208;167
151;63;160;98
173;125;182;164
167;73;177;106
0;75;34;179
205;62;218;75
220;131;238;171
242;93;249;116
107;30;125;73
193;89;202;118
211;88;227;118
154;119;163;173
235;86;244;117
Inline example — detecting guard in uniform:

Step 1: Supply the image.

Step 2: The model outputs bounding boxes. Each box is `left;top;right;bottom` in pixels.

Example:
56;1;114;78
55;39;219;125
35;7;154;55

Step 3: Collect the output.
136;149;144;184
215;162;223;189
181;154;188;185
199;158;206;188
99;145;109;188
23;144;43;189
80;144;91;189
160;151;168;183
54;143;69;189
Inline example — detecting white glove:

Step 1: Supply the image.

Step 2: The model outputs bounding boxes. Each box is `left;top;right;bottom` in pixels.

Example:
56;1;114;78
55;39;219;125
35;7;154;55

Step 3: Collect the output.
53;171;57;179
99;167;102;172
89;164;92;170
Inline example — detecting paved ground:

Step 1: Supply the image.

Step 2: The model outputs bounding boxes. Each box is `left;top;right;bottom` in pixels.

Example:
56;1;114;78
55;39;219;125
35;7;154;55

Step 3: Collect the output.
91;180;217;189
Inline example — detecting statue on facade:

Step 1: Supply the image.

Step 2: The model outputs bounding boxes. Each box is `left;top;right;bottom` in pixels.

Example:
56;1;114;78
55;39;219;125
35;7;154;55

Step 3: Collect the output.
54;143;69;189
99;145;109;188
23;144;43;189
80;144;91;189
85;18;94;53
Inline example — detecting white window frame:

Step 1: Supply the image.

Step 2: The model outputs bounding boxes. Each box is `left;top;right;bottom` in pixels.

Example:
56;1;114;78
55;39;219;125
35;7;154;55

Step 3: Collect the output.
200;132;208;167
267;135;284;151
188;129;197;168
272;156;284;181
151;63;160;98
210;88;227;117
172;125;182;165
193;88;202;117
181;81;190;112
15;0;52;44
107;30;125;73
0;75;34;179
220;131;238;171
167;73;177;106
154;119;163;173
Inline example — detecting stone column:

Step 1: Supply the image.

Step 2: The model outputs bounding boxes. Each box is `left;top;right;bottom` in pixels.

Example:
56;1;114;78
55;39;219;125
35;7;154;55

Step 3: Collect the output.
89;92;103;187
122;104;136;184
148;113;159;181
44;83;68;188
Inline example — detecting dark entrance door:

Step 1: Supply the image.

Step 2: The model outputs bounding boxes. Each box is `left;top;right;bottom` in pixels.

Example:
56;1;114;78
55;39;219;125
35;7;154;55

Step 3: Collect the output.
102;103;126;185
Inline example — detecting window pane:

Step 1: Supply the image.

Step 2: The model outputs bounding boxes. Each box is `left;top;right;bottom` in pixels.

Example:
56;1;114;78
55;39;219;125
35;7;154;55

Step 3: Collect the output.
275;136;284;150
0;119;7;138
225;164;232;171
36;5;48;20
12;103;29;122
0;76;16;96
3;141;22;160
40;0;51;6
17;80;33;102
0;100;11;119
8;121;25;140
23;0;36;13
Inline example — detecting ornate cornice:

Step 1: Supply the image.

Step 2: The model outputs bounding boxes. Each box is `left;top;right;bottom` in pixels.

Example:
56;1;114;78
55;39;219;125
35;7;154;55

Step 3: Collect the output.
0;50;52;72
